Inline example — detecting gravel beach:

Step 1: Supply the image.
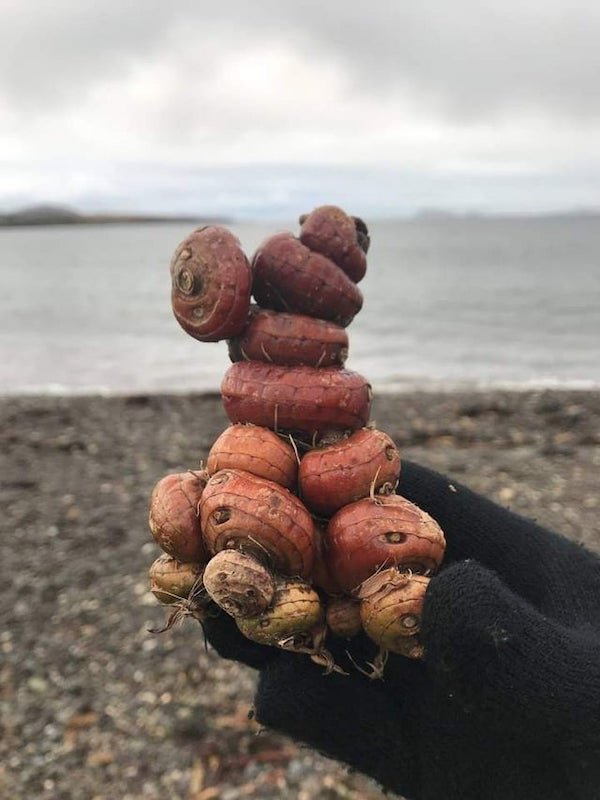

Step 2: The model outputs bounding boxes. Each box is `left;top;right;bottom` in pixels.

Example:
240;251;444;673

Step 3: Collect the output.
2;389;599;800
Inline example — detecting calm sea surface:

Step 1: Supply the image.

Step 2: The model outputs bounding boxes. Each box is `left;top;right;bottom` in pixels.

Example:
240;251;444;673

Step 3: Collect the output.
1;217;599;395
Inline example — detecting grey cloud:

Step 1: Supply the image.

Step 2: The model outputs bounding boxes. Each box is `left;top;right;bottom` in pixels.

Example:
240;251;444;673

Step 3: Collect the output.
285;1;600;119
0;1;183;108
1;0;599;120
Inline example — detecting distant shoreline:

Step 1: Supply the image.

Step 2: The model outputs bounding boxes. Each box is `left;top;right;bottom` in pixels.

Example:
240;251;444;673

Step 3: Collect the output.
0;213;231;228
1;203;599;228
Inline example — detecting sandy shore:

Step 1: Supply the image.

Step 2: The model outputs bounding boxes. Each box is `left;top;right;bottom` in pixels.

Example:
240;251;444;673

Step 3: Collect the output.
2;389;599;800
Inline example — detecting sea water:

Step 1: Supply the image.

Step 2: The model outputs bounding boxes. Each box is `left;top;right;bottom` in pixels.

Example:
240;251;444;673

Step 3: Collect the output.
1;216;598;395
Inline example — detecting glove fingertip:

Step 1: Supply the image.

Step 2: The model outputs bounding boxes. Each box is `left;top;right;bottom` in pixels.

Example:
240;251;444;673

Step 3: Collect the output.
201;611;276;670
422;561;520;682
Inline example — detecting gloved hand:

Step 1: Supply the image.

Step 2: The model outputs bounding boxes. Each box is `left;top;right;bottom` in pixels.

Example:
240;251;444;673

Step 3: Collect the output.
202;460;600;799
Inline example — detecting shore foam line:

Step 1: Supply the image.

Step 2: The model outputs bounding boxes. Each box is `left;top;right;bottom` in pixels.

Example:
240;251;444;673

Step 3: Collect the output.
2;377;600;399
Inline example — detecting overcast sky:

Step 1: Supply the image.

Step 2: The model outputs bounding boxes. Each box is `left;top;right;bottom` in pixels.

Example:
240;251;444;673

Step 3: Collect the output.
2;0;599;217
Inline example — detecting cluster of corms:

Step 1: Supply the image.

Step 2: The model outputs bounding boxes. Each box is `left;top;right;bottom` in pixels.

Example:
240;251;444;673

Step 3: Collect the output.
147;206;446;675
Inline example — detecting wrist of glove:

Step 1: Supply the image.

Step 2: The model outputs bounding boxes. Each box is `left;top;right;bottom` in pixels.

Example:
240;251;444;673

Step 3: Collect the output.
201;460;600;800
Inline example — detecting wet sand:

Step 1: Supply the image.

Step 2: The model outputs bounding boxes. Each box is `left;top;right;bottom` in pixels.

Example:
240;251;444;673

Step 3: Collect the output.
2;389;599;799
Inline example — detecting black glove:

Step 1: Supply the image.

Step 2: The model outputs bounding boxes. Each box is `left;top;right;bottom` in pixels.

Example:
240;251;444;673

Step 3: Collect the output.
202;460;600;799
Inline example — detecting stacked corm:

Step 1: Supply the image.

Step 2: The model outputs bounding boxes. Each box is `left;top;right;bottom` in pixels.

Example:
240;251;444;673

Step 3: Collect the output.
148;205;446;674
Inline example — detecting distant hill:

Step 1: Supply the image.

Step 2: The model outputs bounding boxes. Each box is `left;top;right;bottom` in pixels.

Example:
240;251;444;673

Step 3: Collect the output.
0;204;231;227
412;207;600;222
